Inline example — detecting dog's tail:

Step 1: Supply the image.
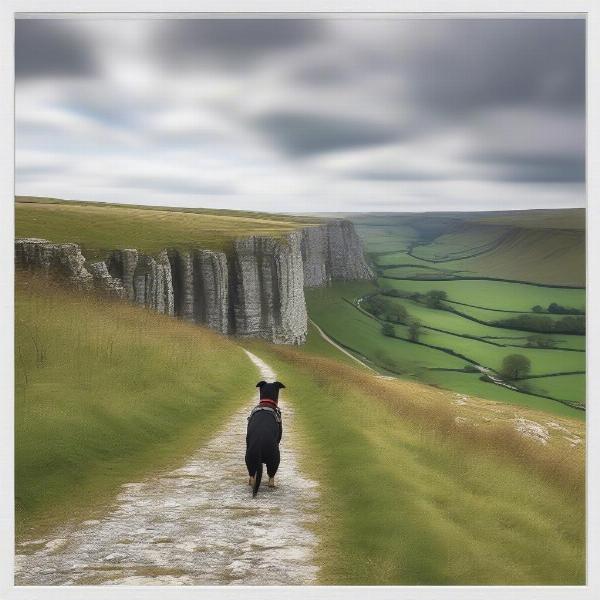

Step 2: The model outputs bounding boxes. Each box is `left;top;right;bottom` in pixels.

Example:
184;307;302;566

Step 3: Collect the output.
252;462;263;498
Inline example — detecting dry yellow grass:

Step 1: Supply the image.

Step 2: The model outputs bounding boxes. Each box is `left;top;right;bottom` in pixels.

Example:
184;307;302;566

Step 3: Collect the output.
15;196;322;258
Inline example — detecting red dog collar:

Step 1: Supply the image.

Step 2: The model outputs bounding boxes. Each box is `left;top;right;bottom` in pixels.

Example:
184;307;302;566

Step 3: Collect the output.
259;399;278;408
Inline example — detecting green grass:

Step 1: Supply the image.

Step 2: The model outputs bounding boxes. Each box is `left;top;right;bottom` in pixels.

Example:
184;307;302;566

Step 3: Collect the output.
379;278;585;312
401;323;584;376
523;374;587;406
16;196;321;259
297;321;369;369
305;283;467;374
436;301;584;324
15;276;257;538
375;251;440;267
244;343;585;584
377;295;584;351
421;370;580;416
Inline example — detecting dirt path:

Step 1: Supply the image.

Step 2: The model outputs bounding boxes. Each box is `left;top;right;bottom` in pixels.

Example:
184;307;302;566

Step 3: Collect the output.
15;350;320;586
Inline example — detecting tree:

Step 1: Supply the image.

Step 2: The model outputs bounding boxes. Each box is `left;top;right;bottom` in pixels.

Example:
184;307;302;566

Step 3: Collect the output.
500;354;531;380
381;323;395;337
364;295;388;318
532;305;544;313
408;318;422;342
425;290;448;309
387;304;408;324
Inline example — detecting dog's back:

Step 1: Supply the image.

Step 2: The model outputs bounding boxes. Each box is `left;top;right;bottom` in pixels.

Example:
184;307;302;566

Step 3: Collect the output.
247;410;280;451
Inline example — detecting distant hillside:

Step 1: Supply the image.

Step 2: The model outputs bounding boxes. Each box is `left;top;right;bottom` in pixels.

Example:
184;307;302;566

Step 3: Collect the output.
350;209;585;287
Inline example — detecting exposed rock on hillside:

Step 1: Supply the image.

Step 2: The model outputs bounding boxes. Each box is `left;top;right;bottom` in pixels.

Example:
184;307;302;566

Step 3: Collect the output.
231;231;306;344
15;238;93;290
107;249;138;301
88;261;126;297
193;249;229;334
301;220;373;287
15;219;371;344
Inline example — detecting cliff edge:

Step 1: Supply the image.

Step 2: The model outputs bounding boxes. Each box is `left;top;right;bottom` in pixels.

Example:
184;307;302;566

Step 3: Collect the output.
15;220;372;344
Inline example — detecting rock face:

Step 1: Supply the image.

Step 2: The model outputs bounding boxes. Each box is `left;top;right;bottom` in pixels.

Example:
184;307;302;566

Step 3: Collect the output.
88;262;126;298
108;249;174;315
15;219;371;344
301;220;373;287
107;249;138;301
193;250;229;334
15;238;93;289
231;231;306;344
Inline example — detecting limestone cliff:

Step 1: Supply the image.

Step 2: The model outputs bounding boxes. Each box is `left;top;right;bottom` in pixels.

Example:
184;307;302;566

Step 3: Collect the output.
301;220;373;287
231;231;306;344
15;218;371;344
15;238;93;289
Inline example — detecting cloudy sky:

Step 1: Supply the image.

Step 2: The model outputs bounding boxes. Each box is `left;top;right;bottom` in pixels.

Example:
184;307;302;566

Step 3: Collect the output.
15;17;585;212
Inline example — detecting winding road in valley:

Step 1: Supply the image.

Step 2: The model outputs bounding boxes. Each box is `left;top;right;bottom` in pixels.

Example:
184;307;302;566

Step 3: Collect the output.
15;351;320;586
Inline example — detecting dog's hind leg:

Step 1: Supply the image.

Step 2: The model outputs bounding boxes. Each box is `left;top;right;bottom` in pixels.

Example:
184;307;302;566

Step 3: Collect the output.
266;448;280;487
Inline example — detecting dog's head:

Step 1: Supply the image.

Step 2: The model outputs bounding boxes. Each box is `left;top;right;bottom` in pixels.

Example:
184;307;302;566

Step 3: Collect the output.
256;380;285;401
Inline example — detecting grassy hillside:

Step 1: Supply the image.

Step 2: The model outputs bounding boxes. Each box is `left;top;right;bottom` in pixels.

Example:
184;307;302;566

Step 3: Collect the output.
15;276;256;539
15;196;321;259
245;341;585;585
306;282;585;415
353;210;585;286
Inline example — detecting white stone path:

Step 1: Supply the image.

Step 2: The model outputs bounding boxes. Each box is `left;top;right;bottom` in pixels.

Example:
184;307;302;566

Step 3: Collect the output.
15;350;320;586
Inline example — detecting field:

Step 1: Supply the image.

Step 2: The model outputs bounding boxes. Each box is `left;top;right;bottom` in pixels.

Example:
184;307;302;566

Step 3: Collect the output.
15;276;256;538
16;196;321;259
306;211;586;413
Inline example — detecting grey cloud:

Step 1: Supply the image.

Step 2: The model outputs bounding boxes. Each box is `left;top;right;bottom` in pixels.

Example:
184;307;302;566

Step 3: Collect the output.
155;19;325;68
16;164;68;180
475;152;585;183
400;19;585;114
253;111;399;157
349;169;450;182
15;20;98;79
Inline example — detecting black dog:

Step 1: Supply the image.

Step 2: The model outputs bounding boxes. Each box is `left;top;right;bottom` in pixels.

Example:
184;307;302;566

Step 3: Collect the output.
245;381;285;497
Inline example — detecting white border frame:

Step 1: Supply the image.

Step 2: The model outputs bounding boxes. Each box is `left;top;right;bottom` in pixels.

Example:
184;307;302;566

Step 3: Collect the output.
1;2;597;599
